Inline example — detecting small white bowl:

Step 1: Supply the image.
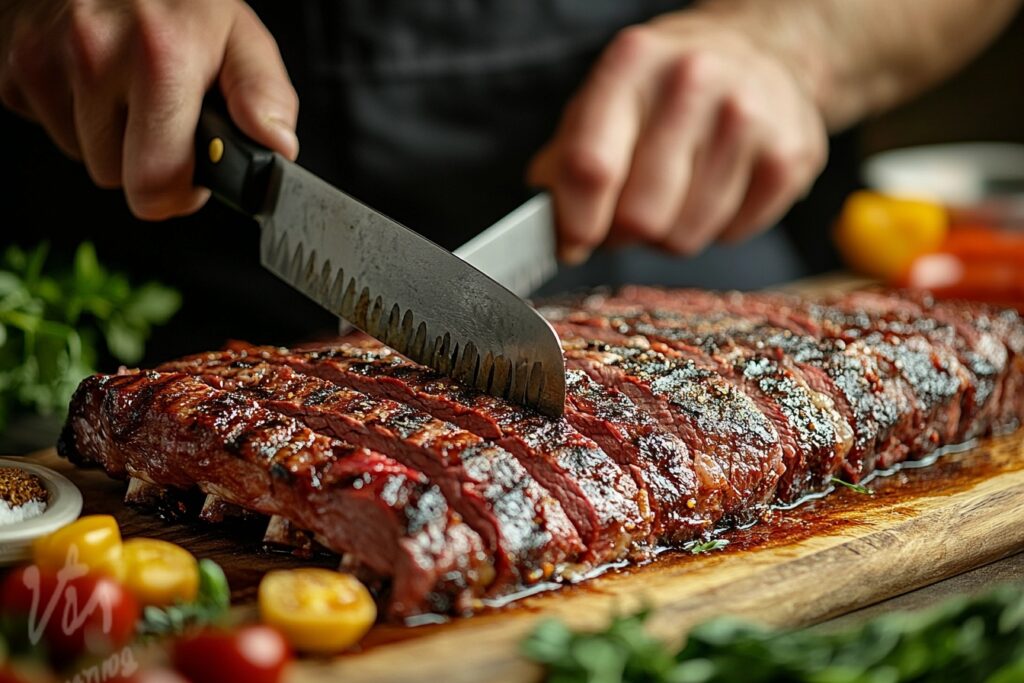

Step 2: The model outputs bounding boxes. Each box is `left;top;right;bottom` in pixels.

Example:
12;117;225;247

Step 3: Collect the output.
863;142;1024;202
0;458;83;566
862;142;1024;226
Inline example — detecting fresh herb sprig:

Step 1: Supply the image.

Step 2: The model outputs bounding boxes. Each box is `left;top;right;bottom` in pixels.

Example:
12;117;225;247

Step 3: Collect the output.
523;585;1024;682
137;559;231;636
0;242;180;429
686;539;730;555
830;476;873;495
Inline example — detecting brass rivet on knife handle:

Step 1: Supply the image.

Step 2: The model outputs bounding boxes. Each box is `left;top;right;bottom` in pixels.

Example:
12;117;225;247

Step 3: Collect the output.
208;138;225;164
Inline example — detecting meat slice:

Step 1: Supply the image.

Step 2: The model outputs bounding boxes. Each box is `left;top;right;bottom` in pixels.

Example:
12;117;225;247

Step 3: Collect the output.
563;369;729;542
153;358;586;587
161;351;645;566
544;309;852;504
601;287;972;456
58;372;488;618
859;291;1024;435
559;340;784;522
579;291;924;479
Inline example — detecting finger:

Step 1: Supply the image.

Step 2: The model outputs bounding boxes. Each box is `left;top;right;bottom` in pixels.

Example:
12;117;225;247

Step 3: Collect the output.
719;101;827;243
122;13;209;220
8;28;81;158
0;80;34;120
528;26;654;260
716;152;803;243
661;97;758;255
613;54;721;246
67;1;129;188
74;92;127;189
219;6;299;160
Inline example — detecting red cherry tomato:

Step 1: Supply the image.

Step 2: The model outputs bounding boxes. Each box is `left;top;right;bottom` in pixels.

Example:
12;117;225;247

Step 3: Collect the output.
0;566;139;662
172;626;291;683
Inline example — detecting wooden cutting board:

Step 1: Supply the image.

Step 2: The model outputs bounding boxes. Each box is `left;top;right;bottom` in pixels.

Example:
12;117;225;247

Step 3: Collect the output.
18;430;1024;683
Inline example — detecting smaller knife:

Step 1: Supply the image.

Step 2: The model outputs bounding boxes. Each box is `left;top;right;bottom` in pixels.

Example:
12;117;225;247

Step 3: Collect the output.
193;97;566;416
455;193;559;298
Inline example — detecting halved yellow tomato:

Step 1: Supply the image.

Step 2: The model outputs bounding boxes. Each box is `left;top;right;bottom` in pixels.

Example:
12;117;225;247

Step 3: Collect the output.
258;568;376;654
122;538;199;606
33;514;124;579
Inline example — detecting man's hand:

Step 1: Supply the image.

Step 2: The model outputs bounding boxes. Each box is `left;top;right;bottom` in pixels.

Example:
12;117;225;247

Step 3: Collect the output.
529;11;827;263
0;0;298;220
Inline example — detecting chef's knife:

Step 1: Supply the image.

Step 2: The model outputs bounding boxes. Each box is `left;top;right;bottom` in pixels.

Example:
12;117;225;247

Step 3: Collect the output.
455;193;558;298
193;98;566;416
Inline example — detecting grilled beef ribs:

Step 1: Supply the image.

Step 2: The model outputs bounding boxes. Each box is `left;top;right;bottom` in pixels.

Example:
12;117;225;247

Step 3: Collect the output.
561;341;785;521
156;356;590;589
59;372;488;618
58;287;1024;619
544;308;852;503
159;351;645;568
562;369;728;541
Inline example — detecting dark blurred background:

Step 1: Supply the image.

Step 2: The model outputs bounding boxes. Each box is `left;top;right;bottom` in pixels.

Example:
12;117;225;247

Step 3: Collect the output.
0;4;1021;443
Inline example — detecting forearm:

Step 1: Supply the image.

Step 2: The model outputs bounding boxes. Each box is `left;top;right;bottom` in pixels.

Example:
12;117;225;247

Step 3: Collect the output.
693;0;1022;131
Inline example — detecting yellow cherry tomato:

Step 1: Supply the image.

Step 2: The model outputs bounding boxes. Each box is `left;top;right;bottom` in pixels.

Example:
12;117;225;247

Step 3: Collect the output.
33;514;124;579
834;191;948;281
122;538;199;606
258;568;376;654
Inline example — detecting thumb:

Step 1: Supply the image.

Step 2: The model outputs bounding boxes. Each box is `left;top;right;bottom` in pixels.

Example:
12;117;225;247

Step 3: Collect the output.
219;6;299;160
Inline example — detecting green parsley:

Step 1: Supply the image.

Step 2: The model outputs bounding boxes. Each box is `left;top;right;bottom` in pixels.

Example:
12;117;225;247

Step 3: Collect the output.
686;539;730;555
137;559;231;636
524;584;1024;682
0;242;180;430
830;476;873;495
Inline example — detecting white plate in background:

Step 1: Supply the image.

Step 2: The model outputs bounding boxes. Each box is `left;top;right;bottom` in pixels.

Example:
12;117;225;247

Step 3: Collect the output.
862;142;1024;225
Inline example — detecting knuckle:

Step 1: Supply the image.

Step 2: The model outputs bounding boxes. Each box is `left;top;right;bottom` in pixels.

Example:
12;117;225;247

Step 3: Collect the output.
560;146;618;193
808;132;829;172
605;25;657;68
719;92;757;132
85;156;122;189
7;32;46;84
759;149;796;190
615;207;669;243
124;164;186;220
67;6;110;83
665;52;715;99
133;8;184;83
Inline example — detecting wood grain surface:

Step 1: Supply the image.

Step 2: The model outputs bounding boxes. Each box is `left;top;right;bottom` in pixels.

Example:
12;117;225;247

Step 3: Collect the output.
19;429;1024;683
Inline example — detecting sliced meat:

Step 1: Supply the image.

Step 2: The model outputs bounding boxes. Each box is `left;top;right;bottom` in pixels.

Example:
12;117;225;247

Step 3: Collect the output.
544;309;852;504
574;293;920;480
161;350;646;566
58;372;487;618
563;369;729;542
560;340;784;522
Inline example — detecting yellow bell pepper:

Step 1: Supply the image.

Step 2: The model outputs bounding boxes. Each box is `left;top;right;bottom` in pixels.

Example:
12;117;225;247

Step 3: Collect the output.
834;191;948;281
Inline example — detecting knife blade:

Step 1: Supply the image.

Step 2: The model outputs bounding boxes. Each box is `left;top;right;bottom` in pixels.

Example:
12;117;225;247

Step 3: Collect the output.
194;98;566;416
455;193;558;298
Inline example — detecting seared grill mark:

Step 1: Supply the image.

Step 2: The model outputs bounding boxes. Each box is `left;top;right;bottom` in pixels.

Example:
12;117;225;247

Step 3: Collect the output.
59;372;488;618
157;357;582;590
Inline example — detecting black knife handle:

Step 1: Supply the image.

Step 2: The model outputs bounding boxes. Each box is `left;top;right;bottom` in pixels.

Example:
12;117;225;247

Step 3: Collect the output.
194;93;276;216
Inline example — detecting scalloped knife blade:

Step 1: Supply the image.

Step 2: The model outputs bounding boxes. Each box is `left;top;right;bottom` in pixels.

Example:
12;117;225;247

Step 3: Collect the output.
256;158;567;416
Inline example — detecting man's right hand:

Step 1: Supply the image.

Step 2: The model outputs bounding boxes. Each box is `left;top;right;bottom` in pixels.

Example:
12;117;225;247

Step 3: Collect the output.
0;0;298;220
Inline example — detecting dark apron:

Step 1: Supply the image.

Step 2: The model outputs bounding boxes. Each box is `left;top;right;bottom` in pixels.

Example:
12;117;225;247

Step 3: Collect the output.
5;1;849;357
258;0;840;294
